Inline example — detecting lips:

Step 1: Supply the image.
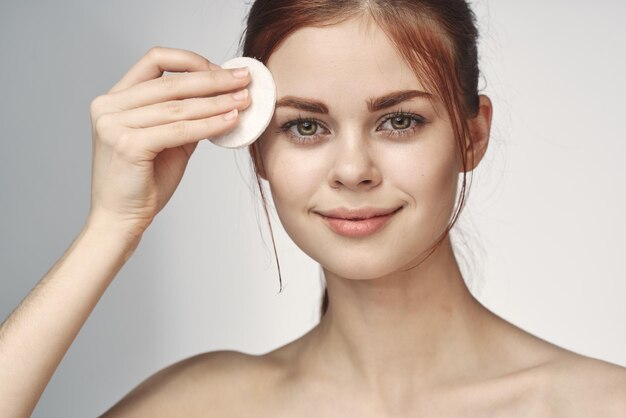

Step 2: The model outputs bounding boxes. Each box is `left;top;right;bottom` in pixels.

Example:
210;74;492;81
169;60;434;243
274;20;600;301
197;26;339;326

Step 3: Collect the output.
315;206;403;220
316;206;403;238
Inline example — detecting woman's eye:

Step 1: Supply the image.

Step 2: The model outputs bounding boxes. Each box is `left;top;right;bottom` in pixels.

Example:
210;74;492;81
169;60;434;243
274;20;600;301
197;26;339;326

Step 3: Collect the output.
378;113;426;139
278;118;328;144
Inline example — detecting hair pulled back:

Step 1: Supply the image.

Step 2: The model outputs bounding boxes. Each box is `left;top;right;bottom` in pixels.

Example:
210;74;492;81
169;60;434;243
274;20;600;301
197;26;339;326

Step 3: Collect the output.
239;0;482;320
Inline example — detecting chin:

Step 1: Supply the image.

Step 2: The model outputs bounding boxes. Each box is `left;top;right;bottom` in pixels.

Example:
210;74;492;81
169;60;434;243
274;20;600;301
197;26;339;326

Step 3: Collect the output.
317;250;413;281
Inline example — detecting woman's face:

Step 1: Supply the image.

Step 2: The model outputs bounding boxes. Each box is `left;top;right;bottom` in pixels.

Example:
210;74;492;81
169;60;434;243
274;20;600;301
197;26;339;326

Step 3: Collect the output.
255;17;461;280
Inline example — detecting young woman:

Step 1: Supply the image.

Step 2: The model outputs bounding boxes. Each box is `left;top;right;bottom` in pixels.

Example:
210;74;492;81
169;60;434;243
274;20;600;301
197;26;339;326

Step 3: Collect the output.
1;0;625;417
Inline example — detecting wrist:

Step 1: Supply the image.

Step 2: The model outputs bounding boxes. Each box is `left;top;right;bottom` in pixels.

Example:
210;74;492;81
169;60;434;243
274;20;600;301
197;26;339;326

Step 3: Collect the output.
84;210;148;247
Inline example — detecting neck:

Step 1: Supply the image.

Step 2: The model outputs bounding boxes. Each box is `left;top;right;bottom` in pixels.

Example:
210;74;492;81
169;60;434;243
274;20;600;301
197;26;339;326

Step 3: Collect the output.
304;236;498;395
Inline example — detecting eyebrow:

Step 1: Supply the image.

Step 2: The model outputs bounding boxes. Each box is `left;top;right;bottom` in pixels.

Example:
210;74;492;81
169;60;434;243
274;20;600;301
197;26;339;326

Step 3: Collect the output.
275;89;433;114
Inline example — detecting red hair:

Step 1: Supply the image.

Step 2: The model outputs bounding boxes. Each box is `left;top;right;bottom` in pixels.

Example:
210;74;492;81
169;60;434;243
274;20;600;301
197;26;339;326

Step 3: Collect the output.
238;0;482;320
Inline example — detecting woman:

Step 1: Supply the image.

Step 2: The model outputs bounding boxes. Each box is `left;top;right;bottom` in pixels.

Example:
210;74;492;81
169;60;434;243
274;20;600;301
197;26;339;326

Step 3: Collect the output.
1;0;625;417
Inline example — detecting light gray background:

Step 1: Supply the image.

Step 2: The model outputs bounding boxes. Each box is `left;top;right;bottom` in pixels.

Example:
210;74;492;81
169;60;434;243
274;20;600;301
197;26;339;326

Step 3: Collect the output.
1;1;624;416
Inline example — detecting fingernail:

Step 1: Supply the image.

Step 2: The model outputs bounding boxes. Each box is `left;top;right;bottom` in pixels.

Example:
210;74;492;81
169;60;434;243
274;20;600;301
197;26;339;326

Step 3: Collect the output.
232;67;249;78
223;108;238;121
232;89;248;101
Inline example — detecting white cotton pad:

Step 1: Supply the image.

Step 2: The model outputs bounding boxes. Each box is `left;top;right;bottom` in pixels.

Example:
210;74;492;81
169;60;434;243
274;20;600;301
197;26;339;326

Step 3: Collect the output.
208;57;276;149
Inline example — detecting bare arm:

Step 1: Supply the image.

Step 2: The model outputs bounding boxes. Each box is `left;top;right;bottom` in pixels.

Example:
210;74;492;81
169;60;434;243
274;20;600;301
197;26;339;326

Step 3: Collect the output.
0;217;142;418
0;45;250;418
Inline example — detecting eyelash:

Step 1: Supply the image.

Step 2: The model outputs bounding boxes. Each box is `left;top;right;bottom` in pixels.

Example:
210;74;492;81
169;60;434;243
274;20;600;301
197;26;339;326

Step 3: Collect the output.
276;109;427;145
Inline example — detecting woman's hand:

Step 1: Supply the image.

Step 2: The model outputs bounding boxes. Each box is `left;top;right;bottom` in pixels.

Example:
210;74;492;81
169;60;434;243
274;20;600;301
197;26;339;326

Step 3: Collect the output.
87;46;251;235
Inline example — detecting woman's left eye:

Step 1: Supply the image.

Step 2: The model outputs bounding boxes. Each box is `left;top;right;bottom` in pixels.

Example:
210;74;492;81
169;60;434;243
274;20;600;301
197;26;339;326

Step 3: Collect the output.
277;111;426;144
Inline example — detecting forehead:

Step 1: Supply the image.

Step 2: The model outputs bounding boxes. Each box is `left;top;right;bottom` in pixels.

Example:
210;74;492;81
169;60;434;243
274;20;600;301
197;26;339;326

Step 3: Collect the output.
266;17;428;109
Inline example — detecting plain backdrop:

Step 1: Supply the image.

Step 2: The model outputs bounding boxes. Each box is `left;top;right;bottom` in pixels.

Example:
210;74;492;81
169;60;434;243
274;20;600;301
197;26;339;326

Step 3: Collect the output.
1;1;625;416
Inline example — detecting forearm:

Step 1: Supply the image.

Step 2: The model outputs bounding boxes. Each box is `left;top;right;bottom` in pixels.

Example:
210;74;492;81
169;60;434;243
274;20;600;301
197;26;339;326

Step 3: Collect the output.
0;218;143;418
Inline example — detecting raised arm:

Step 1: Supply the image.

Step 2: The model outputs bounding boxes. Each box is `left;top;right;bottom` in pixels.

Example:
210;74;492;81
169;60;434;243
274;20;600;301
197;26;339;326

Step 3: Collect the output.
0;46;251;418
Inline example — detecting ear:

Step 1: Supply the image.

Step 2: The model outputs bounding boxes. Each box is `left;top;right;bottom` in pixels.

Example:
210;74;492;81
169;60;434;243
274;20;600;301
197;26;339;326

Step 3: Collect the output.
459;94;493;173
250;140;268;181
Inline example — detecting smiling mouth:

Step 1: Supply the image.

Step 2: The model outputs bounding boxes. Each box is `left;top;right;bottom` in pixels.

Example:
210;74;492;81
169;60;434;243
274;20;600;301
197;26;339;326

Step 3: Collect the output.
318;206;403;237
339;208;402;221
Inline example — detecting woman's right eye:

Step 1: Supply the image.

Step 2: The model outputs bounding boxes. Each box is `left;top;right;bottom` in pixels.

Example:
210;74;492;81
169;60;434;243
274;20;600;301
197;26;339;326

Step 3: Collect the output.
277;117;330;144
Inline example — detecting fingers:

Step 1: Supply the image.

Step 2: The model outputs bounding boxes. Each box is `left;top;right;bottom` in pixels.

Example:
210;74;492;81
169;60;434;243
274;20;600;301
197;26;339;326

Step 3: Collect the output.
116;88;250;128
91;45;249;157
126;109;242;155
107;67;251;112
107;46;220;94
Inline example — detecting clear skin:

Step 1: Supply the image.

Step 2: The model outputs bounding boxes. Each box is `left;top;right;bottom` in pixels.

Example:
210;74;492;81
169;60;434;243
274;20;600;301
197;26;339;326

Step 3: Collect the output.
251;16;626;414
254;13;500;403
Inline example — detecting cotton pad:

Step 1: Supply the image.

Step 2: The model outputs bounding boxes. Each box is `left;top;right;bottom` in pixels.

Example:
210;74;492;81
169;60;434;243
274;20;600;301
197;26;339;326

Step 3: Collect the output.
208;57;276;149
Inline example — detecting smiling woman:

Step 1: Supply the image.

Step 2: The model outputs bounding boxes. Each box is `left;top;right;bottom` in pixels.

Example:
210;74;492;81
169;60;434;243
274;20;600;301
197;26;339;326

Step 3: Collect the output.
244;0;484;321
239;0;626;415
1;0;626;417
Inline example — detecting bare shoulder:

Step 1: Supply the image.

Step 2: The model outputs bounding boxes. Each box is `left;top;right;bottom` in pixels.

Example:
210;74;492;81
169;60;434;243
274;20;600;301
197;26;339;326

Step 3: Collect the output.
98;349;276;418
542;351;626;417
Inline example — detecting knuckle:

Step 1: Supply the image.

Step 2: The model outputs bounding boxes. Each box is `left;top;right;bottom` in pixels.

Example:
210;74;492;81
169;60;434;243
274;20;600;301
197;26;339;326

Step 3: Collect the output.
203;116;222;133
94;113;116;137
146;46;165;60
160;74;176;90
205;69;220;83
90;94;108;116
172;120;190;141
207;69;233;90
164;99;184;115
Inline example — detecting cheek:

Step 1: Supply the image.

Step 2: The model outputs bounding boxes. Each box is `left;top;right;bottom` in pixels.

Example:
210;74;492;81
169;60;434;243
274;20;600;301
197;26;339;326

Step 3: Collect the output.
264;146;324;219
391;141;459;223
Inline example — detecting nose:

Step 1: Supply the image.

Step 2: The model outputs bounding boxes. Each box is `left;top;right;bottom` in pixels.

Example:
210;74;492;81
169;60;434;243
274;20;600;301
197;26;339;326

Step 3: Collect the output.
327;133;382;191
